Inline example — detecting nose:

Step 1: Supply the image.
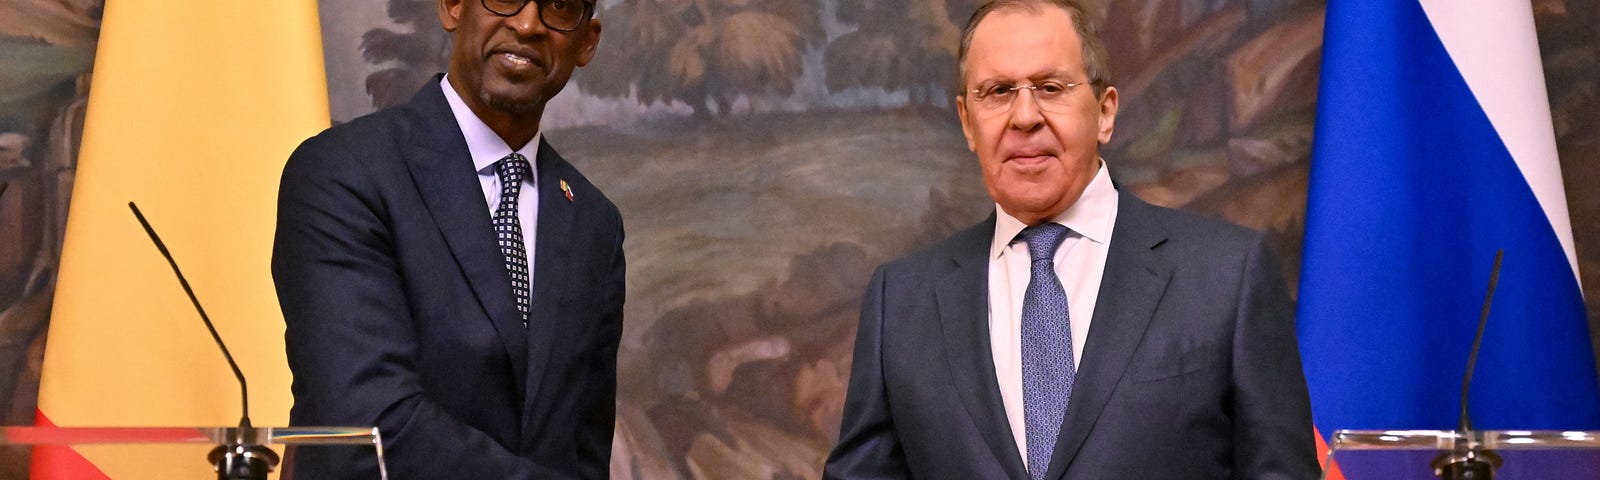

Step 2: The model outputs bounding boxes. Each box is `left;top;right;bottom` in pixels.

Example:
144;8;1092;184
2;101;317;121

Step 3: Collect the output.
504;2;549;37
1007;87;1045;132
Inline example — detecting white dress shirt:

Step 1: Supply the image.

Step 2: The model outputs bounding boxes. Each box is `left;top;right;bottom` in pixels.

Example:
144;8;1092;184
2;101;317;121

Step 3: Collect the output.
440;75;540;297
987;162;1119;462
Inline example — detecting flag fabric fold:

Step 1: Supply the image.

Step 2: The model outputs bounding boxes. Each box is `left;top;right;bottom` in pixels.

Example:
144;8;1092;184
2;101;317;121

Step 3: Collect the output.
31;1;328;478
1301;0;1600;477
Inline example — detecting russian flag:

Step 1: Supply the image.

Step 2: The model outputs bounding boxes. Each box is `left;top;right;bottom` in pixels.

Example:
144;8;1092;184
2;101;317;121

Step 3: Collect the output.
1299;0;1600;477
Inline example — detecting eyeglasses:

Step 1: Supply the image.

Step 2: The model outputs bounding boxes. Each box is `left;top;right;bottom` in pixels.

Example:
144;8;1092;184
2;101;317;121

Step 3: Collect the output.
481;0;594;32
964;80;1096;115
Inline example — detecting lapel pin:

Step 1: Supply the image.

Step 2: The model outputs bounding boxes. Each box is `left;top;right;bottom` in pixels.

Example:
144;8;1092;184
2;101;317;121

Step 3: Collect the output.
560;179;574;202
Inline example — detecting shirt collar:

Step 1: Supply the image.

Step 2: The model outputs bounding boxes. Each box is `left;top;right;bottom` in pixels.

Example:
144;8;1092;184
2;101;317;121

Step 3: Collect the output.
990;160;1119;259
440;75;541;177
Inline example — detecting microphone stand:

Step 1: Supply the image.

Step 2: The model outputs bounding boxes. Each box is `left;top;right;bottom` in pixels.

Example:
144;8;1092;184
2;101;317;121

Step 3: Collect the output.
130;202;279;480
207;417;279;480
1430;250;1505;479
1431;441;1500;480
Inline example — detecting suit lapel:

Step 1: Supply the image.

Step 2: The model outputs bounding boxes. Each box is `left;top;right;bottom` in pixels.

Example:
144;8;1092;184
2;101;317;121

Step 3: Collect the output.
399;80;529;391
522;139;574;411
935;215;1031;480
1045;195;1172;480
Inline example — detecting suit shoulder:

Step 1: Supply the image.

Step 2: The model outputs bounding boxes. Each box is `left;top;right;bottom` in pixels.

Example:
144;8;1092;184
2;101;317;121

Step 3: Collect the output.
1121;196;1274;275
292;106;411;160
541;151;625;242
286;108;416;182
1133;197;1265;249
277;107;427;216
544;149;621;216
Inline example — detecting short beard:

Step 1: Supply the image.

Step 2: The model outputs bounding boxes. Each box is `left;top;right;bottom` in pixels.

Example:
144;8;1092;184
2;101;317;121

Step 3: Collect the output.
480;87;542;115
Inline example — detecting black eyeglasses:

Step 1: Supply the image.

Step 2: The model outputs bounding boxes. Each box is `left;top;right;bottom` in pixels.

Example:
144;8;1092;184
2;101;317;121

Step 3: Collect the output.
481;0;594;32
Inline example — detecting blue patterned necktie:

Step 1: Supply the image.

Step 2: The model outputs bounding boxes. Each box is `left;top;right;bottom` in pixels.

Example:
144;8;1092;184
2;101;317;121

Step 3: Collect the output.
1020;222;1075;480
494;153;531;326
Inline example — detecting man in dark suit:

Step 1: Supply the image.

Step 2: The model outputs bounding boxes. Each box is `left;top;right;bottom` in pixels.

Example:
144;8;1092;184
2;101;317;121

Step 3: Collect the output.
824;1;1318;478
271;0;621;478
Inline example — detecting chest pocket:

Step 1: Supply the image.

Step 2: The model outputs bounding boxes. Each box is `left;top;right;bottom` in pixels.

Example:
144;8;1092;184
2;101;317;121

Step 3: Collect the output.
1129;344;1221;383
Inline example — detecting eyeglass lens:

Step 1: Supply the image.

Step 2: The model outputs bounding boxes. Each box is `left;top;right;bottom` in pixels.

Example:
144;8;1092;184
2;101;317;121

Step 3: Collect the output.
482;0;590;31
970;83;1084;114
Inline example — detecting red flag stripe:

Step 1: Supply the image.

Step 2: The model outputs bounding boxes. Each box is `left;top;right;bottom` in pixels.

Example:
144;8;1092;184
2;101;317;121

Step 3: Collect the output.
1315;427;1345;480
29;411;113;480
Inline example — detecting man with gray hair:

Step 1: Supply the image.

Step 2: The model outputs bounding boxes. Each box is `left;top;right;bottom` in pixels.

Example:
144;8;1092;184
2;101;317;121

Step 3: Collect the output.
824;1;1318;478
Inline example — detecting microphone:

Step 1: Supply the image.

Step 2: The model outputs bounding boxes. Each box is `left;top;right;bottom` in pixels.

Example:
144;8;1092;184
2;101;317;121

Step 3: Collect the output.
1;182;9;200
1431;249;1505;479
128;202;279;480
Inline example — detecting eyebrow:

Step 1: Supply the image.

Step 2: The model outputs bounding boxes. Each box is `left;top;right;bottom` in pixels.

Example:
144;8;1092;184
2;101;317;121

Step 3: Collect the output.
973;69;1081;84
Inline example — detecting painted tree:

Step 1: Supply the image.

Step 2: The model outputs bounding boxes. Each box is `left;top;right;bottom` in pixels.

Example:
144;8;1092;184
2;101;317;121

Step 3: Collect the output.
823;0;970;107
361;0;452;109
577;0;824;118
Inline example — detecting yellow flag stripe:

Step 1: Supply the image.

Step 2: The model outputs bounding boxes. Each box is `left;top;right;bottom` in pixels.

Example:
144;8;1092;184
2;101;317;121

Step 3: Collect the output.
37;1;329;478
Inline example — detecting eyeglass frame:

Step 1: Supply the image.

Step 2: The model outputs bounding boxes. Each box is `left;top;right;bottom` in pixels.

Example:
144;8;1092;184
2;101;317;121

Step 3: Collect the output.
961;79;1102;115
480;0;597;32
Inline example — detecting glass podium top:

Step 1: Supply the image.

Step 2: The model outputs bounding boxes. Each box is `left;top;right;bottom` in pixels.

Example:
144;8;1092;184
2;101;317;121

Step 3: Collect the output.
0;426;379;446
1;426;387;479
1324;430;1600;480
1331;429;1600;450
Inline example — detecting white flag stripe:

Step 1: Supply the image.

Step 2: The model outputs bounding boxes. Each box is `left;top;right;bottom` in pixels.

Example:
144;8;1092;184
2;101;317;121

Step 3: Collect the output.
1418;0;1580;283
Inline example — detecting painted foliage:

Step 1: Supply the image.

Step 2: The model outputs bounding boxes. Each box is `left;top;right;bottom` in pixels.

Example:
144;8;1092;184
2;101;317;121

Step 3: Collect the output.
0;0;99;477
1;0;1597;478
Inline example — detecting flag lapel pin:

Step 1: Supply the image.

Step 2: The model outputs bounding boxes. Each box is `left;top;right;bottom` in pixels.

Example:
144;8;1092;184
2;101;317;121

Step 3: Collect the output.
560;179;573;202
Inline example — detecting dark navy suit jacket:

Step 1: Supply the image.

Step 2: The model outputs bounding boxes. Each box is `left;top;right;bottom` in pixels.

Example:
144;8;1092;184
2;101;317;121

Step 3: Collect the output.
825;193;1318;479
272;76;624;479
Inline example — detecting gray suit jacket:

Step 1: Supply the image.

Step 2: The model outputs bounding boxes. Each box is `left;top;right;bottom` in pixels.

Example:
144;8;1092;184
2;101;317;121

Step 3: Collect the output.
825;192;1318;479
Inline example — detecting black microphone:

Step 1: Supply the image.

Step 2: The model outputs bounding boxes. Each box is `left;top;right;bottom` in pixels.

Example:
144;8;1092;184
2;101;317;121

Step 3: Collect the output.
1;182;9;200
128;202;279;480
1431;249;1505;480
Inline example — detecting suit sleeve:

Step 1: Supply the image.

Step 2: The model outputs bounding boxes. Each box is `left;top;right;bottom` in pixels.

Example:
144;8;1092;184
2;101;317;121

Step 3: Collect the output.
824;266;910;479
272;135;575;480
573;205;625;479
1229;236;1321;479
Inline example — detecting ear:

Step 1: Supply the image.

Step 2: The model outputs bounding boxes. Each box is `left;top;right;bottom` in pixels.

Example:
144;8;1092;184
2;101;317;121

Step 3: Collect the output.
575;18;602;67
439;0;465;32
1095;85;1118;145
956;95;977;152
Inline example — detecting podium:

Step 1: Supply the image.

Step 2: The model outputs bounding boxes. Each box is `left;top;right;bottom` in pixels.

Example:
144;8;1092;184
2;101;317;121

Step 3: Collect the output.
1324;430;1600;479
0;425;387;479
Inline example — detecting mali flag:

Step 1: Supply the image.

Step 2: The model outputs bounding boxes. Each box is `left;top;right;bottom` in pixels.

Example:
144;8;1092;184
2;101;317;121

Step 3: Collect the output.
31;1;327;478
1300;0;1600;478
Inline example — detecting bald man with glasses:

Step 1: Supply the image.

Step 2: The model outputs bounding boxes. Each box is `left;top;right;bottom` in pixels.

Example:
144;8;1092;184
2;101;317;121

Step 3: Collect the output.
824;0;1318;478
273;0;622;478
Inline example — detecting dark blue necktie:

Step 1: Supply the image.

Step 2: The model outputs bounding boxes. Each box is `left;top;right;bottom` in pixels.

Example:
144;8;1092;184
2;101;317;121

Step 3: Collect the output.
1020;223;1075;480
494;153;531;326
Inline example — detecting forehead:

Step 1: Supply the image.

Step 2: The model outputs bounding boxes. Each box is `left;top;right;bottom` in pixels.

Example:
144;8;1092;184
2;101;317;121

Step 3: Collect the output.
965;7;1085;81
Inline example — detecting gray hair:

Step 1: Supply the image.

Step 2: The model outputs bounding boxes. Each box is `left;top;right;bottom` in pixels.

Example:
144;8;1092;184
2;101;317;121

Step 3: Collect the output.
957;0;1113;97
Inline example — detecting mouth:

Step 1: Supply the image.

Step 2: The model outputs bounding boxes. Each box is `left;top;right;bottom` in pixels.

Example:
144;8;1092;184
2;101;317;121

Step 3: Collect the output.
490;48;545;74
1001;149;1059;175
502;52;533;65
1006;151;1056;163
